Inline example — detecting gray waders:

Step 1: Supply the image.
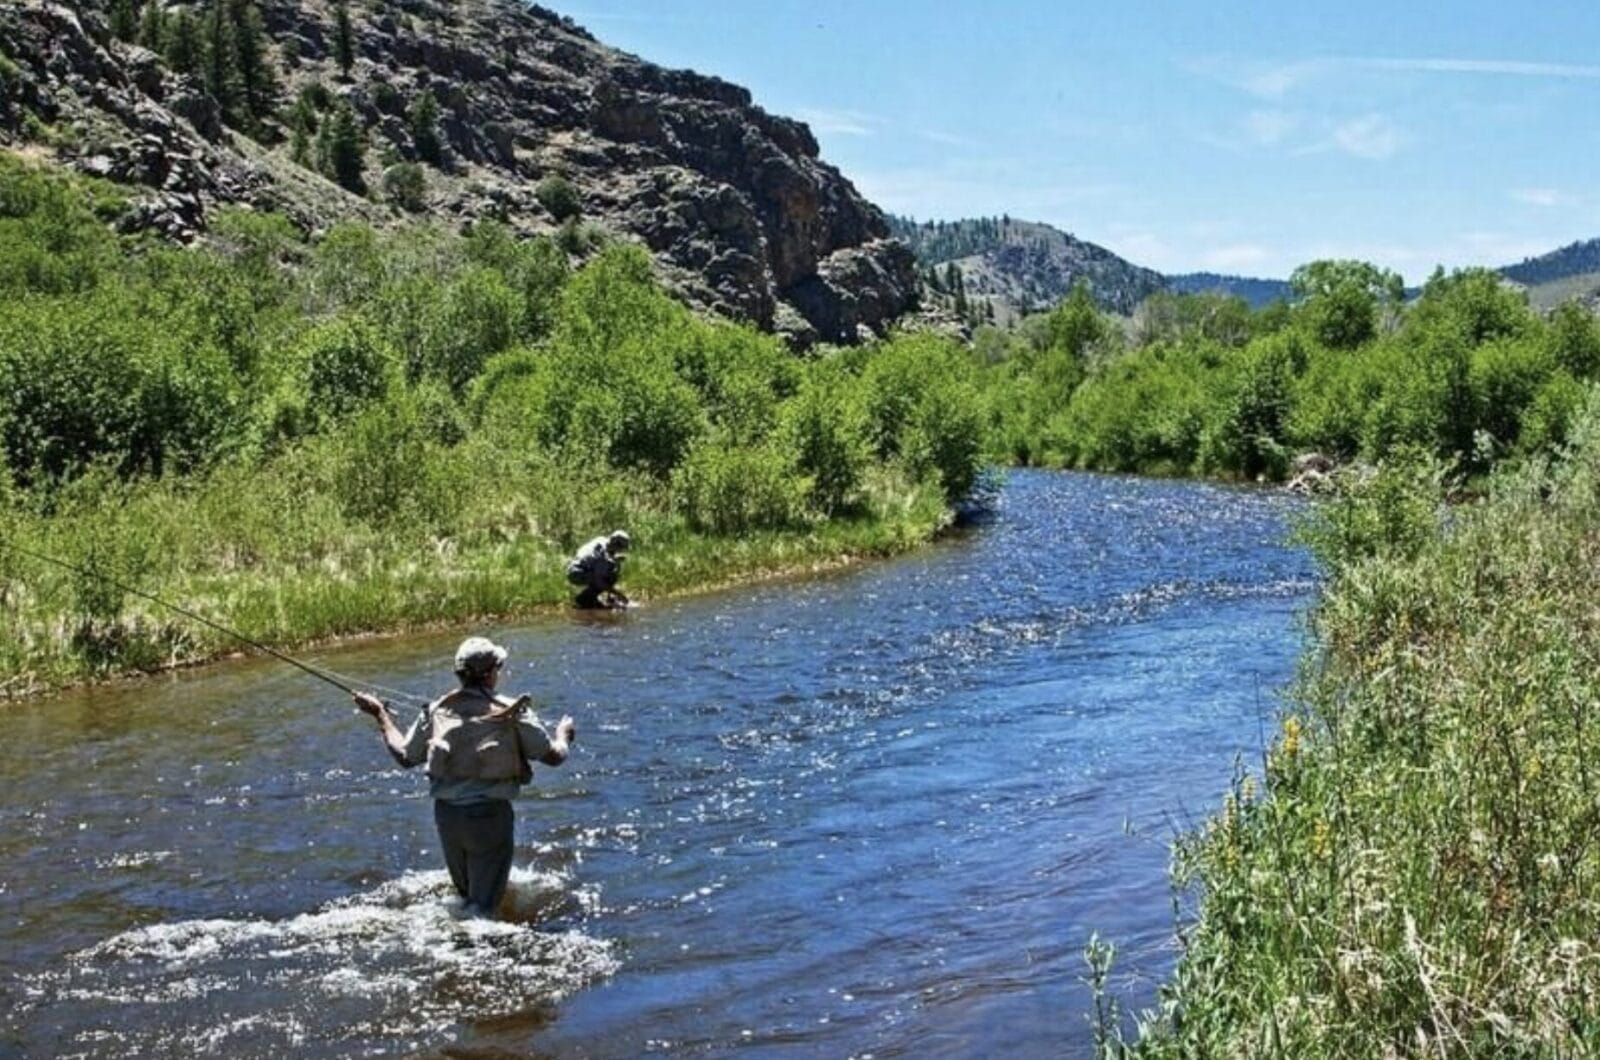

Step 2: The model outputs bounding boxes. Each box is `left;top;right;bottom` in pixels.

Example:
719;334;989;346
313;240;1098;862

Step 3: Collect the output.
433;799;516;916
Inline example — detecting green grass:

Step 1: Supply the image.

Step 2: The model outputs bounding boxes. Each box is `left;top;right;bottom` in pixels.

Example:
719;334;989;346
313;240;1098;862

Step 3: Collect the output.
1098;393;1600;1057
0;462;948;694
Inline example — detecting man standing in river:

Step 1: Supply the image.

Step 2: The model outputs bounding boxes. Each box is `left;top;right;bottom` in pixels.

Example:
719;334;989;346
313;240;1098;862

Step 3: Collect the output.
352;636;576;918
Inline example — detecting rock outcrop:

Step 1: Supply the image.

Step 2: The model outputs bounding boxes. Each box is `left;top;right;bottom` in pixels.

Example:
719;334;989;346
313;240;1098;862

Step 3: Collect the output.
0;0;917;346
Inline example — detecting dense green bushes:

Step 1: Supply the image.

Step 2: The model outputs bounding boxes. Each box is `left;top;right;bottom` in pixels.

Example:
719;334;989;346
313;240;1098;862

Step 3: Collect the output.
0;155;982;686
987;264;1600;480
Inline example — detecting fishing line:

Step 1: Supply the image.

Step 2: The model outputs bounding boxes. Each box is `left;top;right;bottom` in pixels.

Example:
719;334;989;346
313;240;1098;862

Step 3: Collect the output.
1;539;428;706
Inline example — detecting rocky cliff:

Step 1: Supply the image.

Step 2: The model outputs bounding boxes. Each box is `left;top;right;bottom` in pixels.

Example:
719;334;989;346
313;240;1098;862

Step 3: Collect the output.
0;0;917;346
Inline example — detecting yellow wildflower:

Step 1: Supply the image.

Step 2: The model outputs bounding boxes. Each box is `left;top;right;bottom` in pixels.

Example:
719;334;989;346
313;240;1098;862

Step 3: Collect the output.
1282;716;1302;758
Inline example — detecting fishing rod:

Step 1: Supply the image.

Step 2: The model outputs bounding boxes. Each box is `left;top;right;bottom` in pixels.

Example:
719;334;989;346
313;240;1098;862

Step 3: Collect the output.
1;539;425;705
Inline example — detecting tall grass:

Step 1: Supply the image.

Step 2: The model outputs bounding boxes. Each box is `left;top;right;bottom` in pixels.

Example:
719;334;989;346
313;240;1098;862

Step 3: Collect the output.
1101;389;1600;1056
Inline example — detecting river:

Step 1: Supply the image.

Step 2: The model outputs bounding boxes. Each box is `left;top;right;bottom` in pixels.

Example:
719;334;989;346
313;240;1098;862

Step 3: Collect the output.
0;470;1315;1058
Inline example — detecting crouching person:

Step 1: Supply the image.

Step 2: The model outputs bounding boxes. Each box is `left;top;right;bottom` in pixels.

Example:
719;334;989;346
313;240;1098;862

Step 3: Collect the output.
567;529;631;609
353;636;576;918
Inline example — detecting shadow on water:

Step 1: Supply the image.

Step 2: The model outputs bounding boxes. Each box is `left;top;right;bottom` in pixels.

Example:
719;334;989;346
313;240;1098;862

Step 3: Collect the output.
0;470;1314;1058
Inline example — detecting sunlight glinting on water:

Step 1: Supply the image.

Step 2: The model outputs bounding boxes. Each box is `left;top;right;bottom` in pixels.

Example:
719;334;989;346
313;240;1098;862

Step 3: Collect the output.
0;471;1314;1058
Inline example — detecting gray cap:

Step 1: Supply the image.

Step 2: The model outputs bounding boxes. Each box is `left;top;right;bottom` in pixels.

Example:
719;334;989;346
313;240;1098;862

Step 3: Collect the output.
454;636;508;675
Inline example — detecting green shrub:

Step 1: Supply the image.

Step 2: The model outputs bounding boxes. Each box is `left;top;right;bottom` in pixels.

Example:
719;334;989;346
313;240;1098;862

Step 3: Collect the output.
1470;335;1554;450
0;292;238;482
536;174;582;222
298;316;398;422
328;389;457;529
781;364;870;514
672;435;807;534
381;161;427;212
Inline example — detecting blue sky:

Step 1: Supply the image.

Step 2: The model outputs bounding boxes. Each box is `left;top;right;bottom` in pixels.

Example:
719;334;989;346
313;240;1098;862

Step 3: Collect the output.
558;1;1600;282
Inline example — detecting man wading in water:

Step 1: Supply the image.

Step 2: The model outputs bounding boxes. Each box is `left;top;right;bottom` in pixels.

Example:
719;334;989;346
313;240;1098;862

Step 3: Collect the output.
352;636;576;918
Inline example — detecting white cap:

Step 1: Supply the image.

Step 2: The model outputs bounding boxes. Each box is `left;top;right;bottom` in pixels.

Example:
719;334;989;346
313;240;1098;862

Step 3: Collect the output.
454;636;508;674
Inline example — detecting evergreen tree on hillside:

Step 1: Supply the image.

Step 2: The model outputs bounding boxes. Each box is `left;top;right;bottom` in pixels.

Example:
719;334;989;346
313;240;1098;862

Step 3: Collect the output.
334;0;355;78
202;0;242;122
138;0;167;51
409;89;442;165
110;0;140;41
232;1;278;125
164;10;202;76
323;101;365;193
289;93;315;166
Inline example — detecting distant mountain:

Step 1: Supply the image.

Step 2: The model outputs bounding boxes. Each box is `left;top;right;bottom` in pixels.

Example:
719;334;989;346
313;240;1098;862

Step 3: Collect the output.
886;214;1165;319
1500;238;1600;288
1165;272;1292;309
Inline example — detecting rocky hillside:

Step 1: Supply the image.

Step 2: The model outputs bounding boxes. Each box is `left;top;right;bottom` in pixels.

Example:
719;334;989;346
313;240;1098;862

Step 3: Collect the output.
1500;237;1600;288
887;214;1165;320
0;0;916;347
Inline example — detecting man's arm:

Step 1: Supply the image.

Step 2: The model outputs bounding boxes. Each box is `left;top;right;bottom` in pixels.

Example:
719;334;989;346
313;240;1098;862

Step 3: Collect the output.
515;705;576;767
354;692;425;767
542;715;576;766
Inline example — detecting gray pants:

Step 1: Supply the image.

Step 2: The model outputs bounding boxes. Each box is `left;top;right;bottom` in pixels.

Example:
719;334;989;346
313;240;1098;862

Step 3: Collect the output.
433;799;516;916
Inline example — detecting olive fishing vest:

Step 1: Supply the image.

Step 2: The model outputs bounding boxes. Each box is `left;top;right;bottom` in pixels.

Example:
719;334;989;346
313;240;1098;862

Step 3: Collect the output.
424;689;531;784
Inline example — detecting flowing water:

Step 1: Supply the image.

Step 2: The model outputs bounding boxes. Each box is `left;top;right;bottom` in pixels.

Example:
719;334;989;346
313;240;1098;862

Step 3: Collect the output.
0;471;1315;1059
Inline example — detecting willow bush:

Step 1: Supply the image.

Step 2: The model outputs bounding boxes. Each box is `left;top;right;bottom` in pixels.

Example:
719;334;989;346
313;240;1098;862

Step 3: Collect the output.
0;155;978;686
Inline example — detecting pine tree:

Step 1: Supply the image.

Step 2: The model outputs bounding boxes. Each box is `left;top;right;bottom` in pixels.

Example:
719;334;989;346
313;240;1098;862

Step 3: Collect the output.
110;0;140;41
312;114;332;173
232;1;277;124
164;10;202;75
139;0;167;51
324;101;365;192
334;0;355;78
201;0;241;123
289;94;315;166
408;89;442;165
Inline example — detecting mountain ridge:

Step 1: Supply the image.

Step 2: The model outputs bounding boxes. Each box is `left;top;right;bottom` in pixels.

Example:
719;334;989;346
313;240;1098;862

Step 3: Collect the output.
0;0;917;346
896;213;1600;320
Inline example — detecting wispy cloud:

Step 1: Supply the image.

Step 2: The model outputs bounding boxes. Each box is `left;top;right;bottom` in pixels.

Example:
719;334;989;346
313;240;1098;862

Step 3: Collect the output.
793;107;878;137
1202;244;1273;271
1243;109;1299;146
917;129;976;149
1362;57;1600;79
1196;54;1600;100
1330;113;1404;159
1509;187;1578;208
1109;232;1182;272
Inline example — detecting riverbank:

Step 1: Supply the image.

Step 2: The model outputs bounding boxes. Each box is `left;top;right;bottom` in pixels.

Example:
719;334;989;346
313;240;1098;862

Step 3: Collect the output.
0;469;951;697
1115;402;1600;1055
0;156;986;699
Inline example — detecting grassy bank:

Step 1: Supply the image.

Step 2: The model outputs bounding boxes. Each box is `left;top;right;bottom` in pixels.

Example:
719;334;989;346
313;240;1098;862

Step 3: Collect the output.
1100;394;1600;1056
0;461;949;694
0;153;984;693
